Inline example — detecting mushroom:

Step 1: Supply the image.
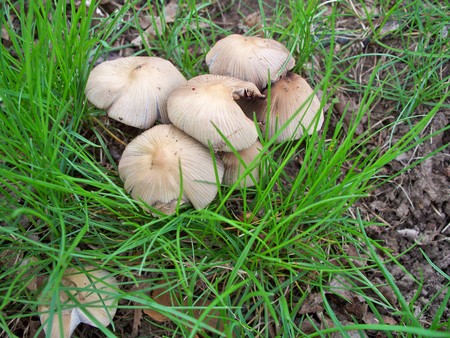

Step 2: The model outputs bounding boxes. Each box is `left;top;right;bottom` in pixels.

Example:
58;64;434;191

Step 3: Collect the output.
205;34;295;90
241;73;323;143
220;140;262;187
118;124;224;214
39;266;118;338
85;56;186;129
167;74;264;152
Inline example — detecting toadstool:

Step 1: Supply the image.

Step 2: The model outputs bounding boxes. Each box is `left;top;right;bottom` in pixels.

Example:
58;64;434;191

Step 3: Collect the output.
220;140;262;187
205;34;295;90
85;56;186;129
118;124;224;214
167;74;264;152
38;266;118;338
241;73;323;143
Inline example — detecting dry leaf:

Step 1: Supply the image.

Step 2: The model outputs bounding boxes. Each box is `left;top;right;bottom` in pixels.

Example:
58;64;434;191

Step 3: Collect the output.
379;20;400;36
377;284;398;306
327;275;363;303
244;12;262;31
344;295;368;319
343;244;368;268
362;311;379;325
298;292;324;314
131;1;178;47
1;26;10;41
144;281;174;322
143;280;224;332
299;317;321;335
397;228;420;241
131;306;143;337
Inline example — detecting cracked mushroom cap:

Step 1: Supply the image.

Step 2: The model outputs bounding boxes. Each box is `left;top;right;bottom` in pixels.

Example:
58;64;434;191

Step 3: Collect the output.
220;140;262;187
38;266;118;338
244;73;323;143
85;56;186;129
167;74;264;152
118;124;224;214
205;34;295;90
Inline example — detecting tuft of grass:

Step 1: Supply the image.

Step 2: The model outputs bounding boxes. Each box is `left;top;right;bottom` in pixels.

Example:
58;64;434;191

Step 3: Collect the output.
1;0;449;337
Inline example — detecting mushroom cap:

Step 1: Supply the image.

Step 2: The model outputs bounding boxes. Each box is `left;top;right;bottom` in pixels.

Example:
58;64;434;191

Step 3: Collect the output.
66;267;118;327
118;124;224;213
38;266;118;338
244;73;323;143
205;34;295;89
85;56;186;129
220;140;262;187
39;311;77;338
167;74;264;152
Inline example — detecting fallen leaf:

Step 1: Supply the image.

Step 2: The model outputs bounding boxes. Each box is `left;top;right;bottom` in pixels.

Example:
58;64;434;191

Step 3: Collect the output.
377;284;398;307
131;305;143;337
379;20;400;36
397;228;420;241
131;1;178;47
327;275;364;303
298;292;324;314
362;311;379;325
144;281;174;322
363;311;397;338
343;244;368;268
299;317;321;335
1;26;10;41
143;280;224;333
244;12;262;31
344;295;368;319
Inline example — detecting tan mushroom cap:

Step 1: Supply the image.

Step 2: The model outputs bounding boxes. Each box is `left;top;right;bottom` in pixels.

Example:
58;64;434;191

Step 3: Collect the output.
220;140;262;187
85;56;186;129
167;74;264;152
244;73;323;143
38;266;118;338
205;34;295;89
39;298;77;338
118;124;224;214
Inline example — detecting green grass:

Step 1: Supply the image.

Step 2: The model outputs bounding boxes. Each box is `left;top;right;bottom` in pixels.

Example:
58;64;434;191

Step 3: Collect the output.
1;0;449;337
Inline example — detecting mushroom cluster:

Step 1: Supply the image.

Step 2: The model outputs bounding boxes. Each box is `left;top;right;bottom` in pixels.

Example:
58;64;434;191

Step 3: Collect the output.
85;34;323;215
206;34;324;142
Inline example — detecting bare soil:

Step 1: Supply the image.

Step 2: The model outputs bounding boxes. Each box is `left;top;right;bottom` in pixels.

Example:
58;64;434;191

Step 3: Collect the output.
102;0;450;335
3;0;448;337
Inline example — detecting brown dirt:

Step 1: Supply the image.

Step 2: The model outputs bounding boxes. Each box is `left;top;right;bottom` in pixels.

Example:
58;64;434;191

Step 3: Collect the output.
363;109;450;322
3;0;448;337
99;0;450;335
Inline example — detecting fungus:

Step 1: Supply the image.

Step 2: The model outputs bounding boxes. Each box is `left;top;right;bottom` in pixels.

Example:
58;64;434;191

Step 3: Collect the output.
85;56;186;129
220;140;262;187
205;34;295;90
38;266;118;338
118;124;224;214
242;73;323;143
167;74;264;152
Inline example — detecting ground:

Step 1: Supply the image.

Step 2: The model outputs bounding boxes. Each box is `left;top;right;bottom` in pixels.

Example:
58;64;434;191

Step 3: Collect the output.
1;0;449;337
99;1;450;335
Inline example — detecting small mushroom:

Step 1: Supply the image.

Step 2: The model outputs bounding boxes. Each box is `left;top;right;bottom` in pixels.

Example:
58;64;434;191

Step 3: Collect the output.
242;73;323;143
39;266;118;338
85;56;186;129
205;34;295;90
167;74;264;152
220;140;262;187
118;124;224;214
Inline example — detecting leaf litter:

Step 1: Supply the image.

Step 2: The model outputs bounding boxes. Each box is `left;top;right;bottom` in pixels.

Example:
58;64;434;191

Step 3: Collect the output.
1;0;449;337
